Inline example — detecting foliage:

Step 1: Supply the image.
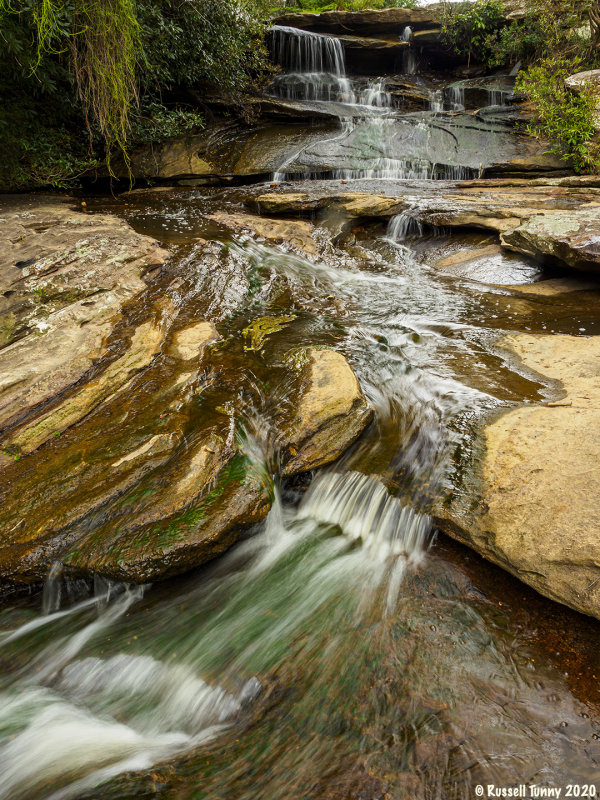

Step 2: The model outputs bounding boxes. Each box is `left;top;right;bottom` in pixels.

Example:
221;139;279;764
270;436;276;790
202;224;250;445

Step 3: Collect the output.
269;0;416;12
0;0;272;190
0;0;143;168
440;0;506;67
130;103;205;146
138;0;273;100
485;0;595;68
516;56;600;173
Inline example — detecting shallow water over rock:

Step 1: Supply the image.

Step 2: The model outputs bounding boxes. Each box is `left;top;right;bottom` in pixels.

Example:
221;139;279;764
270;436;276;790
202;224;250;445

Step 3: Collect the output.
2;183;600;798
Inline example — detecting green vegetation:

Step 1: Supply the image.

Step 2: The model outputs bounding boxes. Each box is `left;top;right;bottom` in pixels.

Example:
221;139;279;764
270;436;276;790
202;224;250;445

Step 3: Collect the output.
440;0;505;68
442;0;600;173
0;0;272;190
269;0;415;11
517;57;600;173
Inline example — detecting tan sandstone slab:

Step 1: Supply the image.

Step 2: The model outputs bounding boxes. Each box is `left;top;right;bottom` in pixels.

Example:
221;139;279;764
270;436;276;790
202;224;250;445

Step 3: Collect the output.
208;212;319;256
438;333;600;619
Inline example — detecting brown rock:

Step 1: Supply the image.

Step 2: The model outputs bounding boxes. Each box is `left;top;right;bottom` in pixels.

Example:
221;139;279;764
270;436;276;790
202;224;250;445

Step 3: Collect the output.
283;348;374;475
273;7;441;36
437;333;600;620
208;212;319;256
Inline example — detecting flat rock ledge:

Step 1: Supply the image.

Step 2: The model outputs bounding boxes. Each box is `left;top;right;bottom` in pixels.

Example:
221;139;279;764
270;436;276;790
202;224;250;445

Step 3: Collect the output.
248;179;600;273
437;333;600;620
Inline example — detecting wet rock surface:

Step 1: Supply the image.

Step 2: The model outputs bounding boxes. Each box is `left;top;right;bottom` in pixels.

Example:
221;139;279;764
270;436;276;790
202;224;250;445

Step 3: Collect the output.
245;177;600;272
437;334;600;620
272;7;442;37
0;197;373;585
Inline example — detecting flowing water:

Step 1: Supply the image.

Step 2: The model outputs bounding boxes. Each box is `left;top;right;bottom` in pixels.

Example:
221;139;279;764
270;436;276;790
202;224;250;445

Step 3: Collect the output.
2;183;600;798
268;26;508;181
2;19;600;800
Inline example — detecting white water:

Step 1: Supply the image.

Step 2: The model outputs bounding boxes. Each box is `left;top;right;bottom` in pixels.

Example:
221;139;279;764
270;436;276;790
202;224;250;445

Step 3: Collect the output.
271;25;355;104
0;462;431;799
386;213;424;243
403;48;418;76
272;25;346;76
447;84;465;111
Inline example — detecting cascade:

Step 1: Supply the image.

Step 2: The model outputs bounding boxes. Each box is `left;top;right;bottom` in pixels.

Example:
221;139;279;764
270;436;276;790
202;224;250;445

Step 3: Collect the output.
271;25;355;104
386;213;424;243
402;47;418;75
447;84;465;110
270;26;484;181
428;89;445;112
488;88;511;106
401;26;413;42
271;25;345;75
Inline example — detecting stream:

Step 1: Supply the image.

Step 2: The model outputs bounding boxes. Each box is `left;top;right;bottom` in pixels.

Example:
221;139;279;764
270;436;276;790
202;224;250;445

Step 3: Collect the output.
1;20;600;800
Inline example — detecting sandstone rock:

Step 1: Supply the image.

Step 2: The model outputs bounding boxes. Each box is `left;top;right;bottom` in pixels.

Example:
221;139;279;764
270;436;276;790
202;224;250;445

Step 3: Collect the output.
502;208;600;272
505;277;599;296
283;348;374;475
56;347;372;582
168;321;219;360
3;319;165;455
0;197;168;451
247;181;600;272
565;69;600;95
208;212;319;256
437;333;600;620
252;191;403;219
272;8;441;36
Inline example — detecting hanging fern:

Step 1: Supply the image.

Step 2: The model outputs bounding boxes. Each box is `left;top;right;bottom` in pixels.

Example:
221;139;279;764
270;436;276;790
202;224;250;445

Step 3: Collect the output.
0;0;143;173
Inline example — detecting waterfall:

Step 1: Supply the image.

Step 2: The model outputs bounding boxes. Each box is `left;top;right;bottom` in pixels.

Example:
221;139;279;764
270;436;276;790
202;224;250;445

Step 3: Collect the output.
488;88;511;106
401;26;413;42
386;213;424;243
271;25;346;75
403;48;418;75
270;26;479;182
428;89;444;112
358;78;391;109
270;25;355;104
299;471;430;612
447;84;465;110
42;562;64;615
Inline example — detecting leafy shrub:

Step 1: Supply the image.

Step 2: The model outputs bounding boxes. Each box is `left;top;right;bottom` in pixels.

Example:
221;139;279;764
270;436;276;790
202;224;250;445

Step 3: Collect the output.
516;57;600;173
269;0;416;12
486;0;595;68
0;0;272;190
130;103;205;146
440;0;506;67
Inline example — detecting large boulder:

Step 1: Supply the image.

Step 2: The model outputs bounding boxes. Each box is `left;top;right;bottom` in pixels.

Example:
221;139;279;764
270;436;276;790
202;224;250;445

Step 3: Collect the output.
501;207;600;272
437;333;600;620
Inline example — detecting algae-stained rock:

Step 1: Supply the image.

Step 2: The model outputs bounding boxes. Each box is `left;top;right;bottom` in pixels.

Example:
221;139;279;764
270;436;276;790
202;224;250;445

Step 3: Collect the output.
502;209;600;272
283;348;374;475
0;197;168;451
63;434;273;583
208;212;319;256
437;333;600;620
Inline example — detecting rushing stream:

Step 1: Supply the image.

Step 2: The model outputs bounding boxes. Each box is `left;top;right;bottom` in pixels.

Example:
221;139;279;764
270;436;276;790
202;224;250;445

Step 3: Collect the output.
2;18;600;800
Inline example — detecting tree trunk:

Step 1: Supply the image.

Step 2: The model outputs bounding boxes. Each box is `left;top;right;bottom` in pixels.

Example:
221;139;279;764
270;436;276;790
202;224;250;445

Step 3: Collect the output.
590;0;600;49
